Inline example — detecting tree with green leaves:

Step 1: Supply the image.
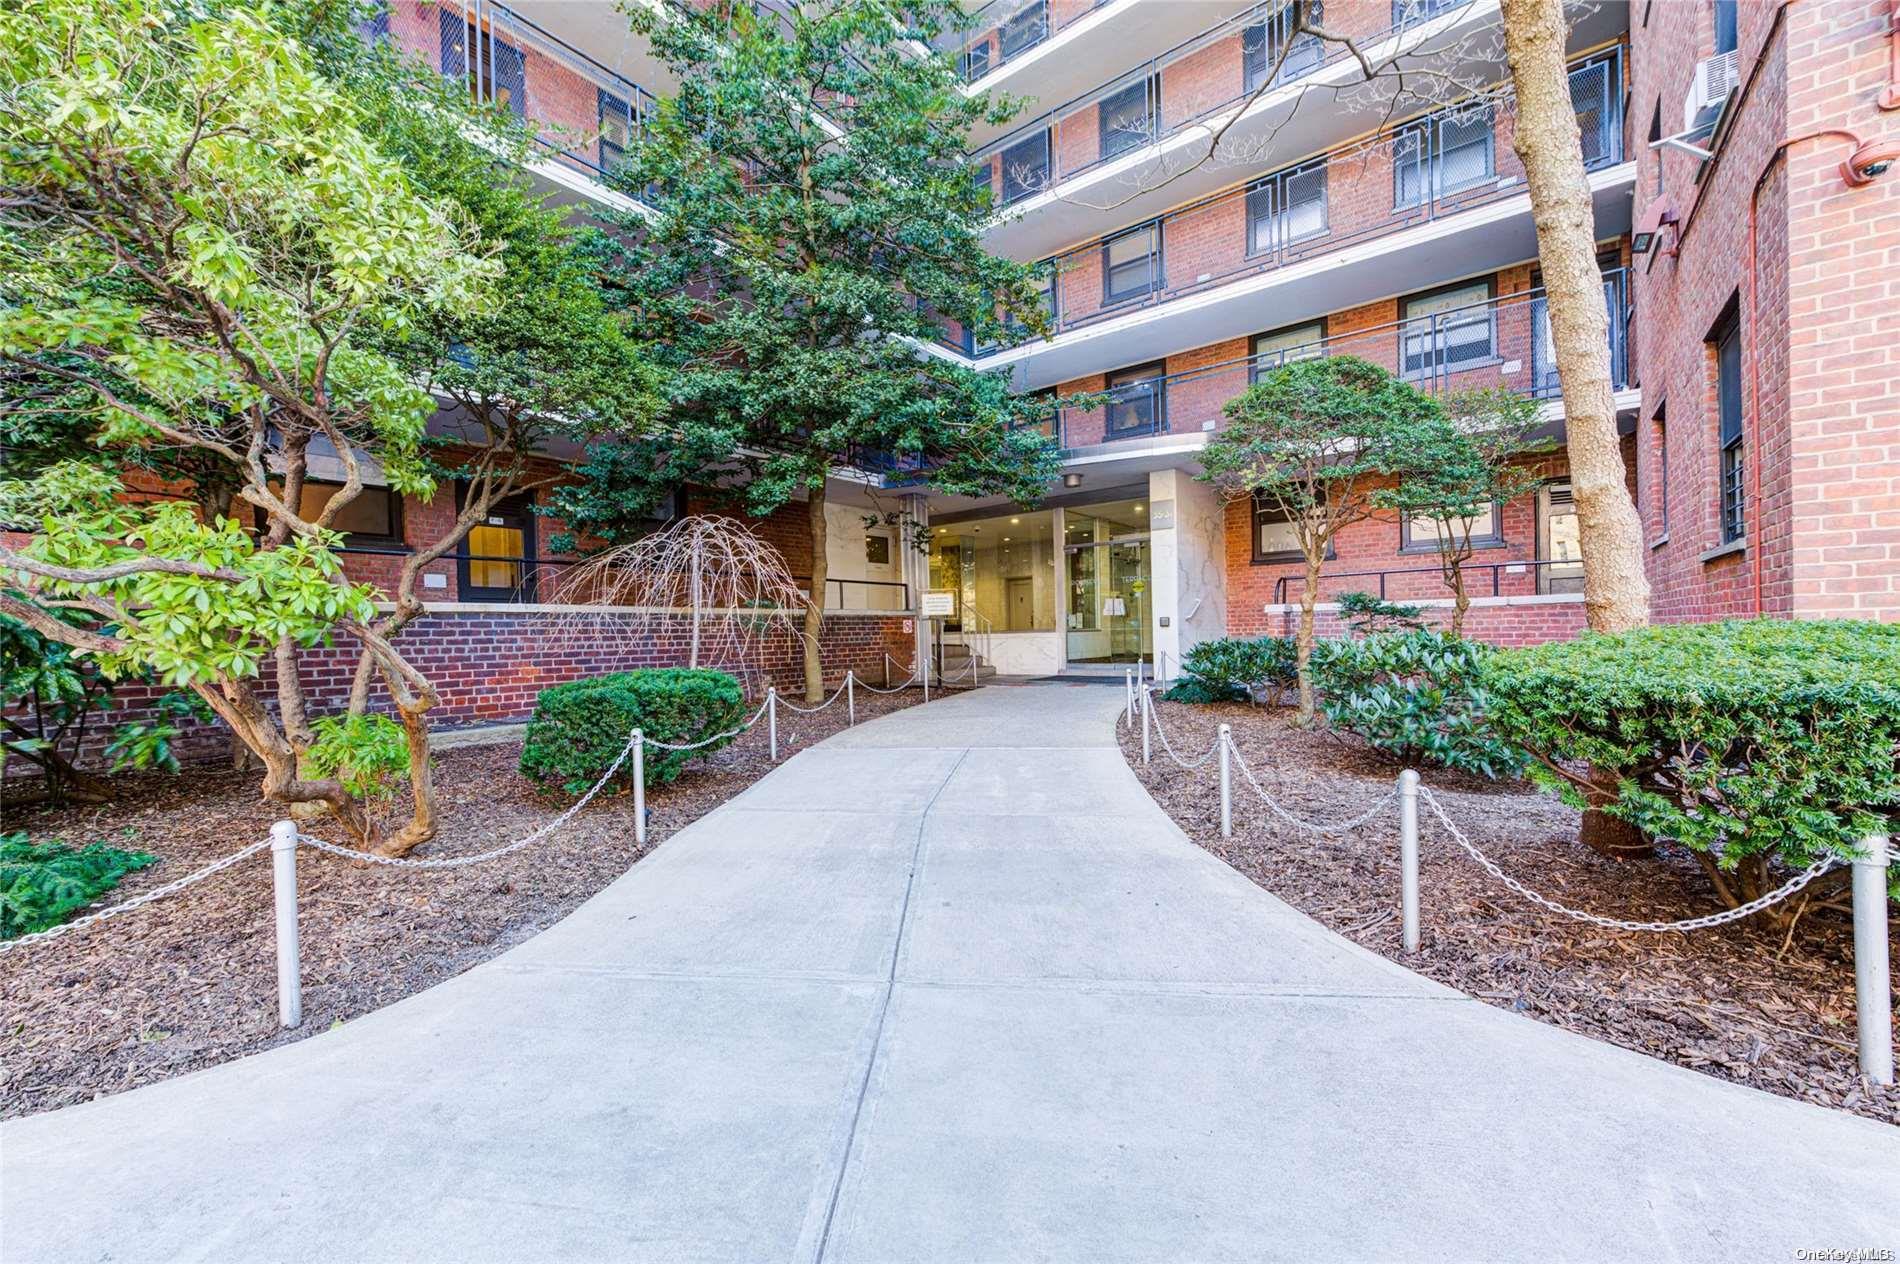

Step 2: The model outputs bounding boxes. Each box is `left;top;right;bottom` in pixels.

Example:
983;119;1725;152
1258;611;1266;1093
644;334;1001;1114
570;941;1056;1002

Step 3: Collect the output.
0;0;658;852
1200;357;1456;724
1385;387;1553;637
594;0;1064;700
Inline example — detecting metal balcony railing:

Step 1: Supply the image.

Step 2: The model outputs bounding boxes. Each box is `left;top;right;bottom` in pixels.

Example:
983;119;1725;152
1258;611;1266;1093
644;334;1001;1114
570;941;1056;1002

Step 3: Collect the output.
968;0;1486;204
371;0;662;188
1020;269;1632;452
1268;558;1583;605
941;0;1116;81
948;48;1624;355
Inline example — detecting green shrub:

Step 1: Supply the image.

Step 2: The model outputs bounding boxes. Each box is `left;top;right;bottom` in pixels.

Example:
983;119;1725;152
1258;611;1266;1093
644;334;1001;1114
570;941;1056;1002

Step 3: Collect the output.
520;668;746;794
1313;630;1526;779
0;833;156;938
1336;591;1426;637
305;713;412;802
1483;620;1900;892
1174;636;1297;704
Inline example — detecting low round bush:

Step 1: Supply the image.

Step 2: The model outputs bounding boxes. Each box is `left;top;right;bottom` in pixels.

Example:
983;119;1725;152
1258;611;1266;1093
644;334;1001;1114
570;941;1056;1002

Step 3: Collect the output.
1311;630;1526;779
1175;636;1296;704
1482;619;1900;892
520;668;747;794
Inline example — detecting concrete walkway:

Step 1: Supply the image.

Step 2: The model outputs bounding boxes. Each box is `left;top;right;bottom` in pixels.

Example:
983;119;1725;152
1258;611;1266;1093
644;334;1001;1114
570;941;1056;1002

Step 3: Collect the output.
4;682;1897;1262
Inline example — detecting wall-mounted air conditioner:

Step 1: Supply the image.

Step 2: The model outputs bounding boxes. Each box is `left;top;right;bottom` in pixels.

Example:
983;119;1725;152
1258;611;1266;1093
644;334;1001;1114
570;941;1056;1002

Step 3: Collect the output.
1682;50;1739;137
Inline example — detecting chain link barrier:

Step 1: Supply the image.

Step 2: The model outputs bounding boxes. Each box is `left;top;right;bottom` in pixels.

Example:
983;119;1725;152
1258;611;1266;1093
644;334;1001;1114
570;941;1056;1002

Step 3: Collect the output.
775;681;848;714
1226;737;1400;835
1144;692;1222;769
640;695;774;751
1416;785;1841;933
0;839;272;954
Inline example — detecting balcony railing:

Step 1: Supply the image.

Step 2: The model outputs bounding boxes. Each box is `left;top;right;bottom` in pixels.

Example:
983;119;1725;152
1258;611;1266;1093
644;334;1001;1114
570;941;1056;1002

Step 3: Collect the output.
1023;270;1631;451
373;0;662;188
941;0;1115;82
950;48;1624;355
1268;558;1583;605
968;0;1484;205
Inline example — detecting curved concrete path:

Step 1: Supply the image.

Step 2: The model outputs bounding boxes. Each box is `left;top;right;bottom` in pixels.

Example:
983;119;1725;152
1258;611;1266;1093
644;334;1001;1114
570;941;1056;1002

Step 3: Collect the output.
3;682;1897;1262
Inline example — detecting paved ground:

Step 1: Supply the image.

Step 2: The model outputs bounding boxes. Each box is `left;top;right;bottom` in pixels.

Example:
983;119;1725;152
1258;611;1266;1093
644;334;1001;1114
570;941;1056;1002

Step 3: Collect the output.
4;681;1898;1263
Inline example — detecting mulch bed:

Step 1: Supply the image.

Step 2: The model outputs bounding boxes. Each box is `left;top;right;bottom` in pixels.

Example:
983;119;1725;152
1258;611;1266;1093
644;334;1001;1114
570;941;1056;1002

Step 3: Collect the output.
0;685;931;1121
1120;699;1899;1126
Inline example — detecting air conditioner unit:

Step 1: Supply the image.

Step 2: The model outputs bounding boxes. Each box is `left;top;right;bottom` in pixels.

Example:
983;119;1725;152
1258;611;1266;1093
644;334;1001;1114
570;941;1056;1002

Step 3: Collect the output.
1682;50;1739;136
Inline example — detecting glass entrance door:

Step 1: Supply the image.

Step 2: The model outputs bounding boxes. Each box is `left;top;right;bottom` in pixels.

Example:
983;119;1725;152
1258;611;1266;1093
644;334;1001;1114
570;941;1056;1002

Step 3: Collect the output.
1063;500;1152;667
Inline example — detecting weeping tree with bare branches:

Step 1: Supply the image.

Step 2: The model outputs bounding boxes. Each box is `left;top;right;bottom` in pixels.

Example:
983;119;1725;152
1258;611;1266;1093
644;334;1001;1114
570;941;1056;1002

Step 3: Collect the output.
543;516;808;683
0;0;659;853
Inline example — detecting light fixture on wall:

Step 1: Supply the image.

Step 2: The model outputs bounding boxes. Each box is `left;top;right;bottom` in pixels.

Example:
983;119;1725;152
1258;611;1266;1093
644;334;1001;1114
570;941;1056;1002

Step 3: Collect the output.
1631;196;1679;256
1062;472;1083;488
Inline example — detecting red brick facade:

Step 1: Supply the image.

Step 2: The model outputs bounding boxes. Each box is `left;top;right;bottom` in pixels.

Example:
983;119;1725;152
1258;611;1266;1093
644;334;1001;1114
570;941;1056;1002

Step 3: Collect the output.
1629;0;1900;622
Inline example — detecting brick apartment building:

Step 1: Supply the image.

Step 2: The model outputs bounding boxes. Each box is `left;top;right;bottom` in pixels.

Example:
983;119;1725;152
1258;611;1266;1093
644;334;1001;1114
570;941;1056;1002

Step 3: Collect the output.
88;0;1888;739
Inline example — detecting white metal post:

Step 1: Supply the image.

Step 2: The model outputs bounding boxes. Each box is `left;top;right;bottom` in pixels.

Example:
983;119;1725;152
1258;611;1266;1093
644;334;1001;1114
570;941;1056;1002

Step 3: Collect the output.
922;652;930;703
269;820;301;1029
1398;769;1421;953
1218;723;1232;839
1140;685;1152;765
847;670;856;726
633;730;646;846
767;687;779;762
1852;832;1893;1085
1124;668;1134;724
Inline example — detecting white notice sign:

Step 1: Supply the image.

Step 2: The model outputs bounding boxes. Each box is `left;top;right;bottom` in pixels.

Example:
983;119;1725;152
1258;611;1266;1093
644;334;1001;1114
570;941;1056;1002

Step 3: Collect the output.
920;591;956;617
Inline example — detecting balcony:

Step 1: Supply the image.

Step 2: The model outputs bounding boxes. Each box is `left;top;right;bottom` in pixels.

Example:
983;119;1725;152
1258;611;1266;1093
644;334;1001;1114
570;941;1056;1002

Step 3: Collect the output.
971;0;1628;262
1026;271;1634;454
376;0;661;196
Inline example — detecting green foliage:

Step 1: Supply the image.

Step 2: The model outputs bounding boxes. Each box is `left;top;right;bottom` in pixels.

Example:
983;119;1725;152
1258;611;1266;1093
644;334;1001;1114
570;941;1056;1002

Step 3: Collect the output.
1336;592;1426;637
2;465;377;686
1483;620;1900;889
104;691;214;775
1173;637;1298;703
591;0;1063;526
305;713;412;802
0;832;155;939
1312;631;1526;778
520;669;747;795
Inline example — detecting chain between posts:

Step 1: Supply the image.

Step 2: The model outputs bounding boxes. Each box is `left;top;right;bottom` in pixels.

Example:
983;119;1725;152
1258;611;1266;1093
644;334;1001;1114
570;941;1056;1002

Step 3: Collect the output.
0;839;273;953
1415;785;1843;933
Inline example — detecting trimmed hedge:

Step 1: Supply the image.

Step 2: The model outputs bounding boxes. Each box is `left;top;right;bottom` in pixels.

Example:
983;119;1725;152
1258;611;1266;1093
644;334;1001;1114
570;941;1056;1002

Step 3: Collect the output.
1169;636;1297;704
1312;631;1526;779
1483;620;1900;886
520;668;747;794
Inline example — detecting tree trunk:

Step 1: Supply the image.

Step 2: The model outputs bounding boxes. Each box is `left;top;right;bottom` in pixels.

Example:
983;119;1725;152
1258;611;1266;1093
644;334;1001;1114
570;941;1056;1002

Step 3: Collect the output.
803;480;828;703
1295;555;1321;725
1451;577;1470;638
1500;0;1650;634
1577;770;1652;860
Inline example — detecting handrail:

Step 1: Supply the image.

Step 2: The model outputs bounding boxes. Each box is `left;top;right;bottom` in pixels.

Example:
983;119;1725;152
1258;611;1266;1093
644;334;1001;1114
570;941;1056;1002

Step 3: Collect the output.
971;0;1479;187
1268;558;1579;605
953;47;1625;353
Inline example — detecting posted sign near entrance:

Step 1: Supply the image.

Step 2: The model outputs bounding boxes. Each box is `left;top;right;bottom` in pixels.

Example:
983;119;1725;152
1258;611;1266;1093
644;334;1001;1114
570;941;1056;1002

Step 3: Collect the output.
920;590;956;618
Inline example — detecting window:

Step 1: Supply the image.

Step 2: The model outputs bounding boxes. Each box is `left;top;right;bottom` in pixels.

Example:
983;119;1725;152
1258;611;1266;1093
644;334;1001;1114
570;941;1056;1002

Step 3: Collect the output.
1251;495;1332;564
1713;0;1738;54
1104;361;1166;437
291;482;402;545
1004;264;1056;337
1394;106;1494;208
1394;0;1463;22
1400;279;1494;376
999;1;1048;59
865;533;892;567
961;39;993;81
1250;321;1325;381
1246;161;1327;256
1651;405;1670;539
598;90;636;171
999;130;1050;203
439;11;526;118
1647;100;1664;196
1569;54;1618;169
1243;2;1323;92
1714;305;1745;543
1401;501;1503;553
458;487;537;602
1102;225;1161;304
1098;77;1158;161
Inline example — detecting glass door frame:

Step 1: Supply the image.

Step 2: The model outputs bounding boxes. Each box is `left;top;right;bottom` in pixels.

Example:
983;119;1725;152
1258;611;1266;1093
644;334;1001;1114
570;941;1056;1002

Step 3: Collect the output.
1062;526;1152;670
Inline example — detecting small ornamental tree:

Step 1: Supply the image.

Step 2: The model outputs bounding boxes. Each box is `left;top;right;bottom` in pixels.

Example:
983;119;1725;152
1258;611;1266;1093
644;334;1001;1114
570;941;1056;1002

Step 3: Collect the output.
1200;357;1454;723
595;0;1064;700
1386;387;1553;637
